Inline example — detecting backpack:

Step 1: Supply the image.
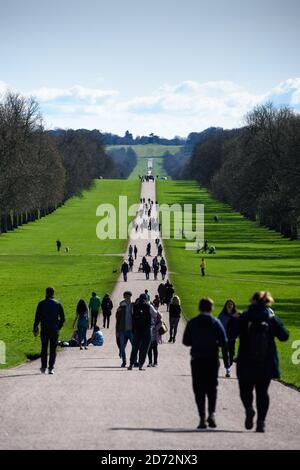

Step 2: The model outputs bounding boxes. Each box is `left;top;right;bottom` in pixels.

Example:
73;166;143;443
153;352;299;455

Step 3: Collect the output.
102;297;112;311
133;303;149;330
247;319;270;362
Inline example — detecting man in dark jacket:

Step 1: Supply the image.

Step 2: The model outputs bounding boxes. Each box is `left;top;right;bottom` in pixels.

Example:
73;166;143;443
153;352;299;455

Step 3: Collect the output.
128;294;152;371
232;291;289;433
33;287;65;374
116;291;134;367
164;281;174;311
158;282;166;304
121;260;129;282
183;297;228;429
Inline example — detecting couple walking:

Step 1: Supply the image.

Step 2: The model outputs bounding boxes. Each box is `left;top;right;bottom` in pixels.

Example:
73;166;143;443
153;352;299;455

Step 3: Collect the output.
116;291;162;370
183;291;289;432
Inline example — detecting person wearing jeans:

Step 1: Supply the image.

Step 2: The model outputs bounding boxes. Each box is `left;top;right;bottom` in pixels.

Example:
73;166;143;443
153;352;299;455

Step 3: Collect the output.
128;294;152;371
73;299;89;350
116;291;134;367
33;286;65;374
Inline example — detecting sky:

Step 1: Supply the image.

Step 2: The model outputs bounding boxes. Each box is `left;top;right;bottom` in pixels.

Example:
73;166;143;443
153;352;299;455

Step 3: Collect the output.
0;0;300;137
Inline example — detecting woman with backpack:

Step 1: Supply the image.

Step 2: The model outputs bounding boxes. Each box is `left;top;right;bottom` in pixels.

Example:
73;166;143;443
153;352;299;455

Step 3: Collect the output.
233;291;289;433
73;299;89;350
168;295;181;343
101;293;113;328
218;299;240;378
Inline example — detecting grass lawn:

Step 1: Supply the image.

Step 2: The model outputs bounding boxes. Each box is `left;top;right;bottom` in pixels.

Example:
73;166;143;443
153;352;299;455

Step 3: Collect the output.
107;144;181;179
157;180;300;388
0;180;139;368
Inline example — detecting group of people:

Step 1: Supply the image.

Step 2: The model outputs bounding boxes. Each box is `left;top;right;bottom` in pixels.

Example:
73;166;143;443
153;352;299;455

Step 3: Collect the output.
115;290;165;369
33;284;288;433
183;291;289;432
121;240;166;282
33;288;113;372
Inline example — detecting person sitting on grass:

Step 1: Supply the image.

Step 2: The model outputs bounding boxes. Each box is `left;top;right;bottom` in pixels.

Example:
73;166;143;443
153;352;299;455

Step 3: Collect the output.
87;326;104;346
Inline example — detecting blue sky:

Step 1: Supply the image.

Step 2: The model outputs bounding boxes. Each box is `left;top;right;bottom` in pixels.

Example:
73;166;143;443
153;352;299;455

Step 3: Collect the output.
0;0;300;136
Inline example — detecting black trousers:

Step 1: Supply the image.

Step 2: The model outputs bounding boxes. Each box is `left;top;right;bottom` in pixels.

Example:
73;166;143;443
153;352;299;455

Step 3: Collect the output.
90;311;98;329
191;358;219;419
148;340;158;364
103;312;111;328
222;340;235;368
41;329;59;370
130;330;151;367
239;378;271;422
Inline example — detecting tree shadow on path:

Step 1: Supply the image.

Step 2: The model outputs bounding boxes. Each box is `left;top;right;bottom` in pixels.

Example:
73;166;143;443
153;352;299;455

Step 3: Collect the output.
110;426;245;434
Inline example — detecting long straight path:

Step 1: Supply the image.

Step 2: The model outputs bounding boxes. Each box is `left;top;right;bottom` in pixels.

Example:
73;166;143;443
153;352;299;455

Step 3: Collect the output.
0;180;299;450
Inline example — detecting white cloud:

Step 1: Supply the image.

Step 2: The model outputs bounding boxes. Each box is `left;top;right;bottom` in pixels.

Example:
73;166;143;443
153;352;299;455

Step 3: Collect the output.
0;78;299;137
28;85;119;104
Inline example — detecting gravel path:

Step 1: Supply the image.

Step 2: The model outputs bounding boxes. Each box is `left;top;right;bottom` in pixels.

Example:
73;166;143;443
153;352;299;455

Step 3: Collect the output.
0;180;299;450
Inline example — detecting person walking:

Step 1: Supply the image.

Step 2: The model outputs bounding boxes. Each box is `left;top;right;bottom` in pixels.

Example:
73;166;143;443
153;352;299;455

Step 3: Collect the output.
56;240;62;252
158;282;166;304
164;280;174;312
142;256;147;272
200;258;206;276
157;244;163;257
89;292;101;329
121;260;129;282
168;295;182;343
183;297;228;429
134;245;138;260
128;294;152;371
128;255;134;272
33;287;65;374
101;293;113;328
160;264;167;281
144;289;151;302
153;262;159;280
233;291;289;433
218;299;240;377
73;299;89;350
148;305;160;367
144;261;151;280
146;242;151;256
153;294;160;309
116;291;134;368
128;244;133;257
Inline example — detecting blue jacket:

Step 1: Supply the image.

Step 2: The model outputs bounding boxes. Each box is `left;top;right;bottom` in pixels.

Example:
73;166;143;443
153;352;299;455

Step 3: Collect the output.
34;297;65;331
234;304;289;380
183;313;228;360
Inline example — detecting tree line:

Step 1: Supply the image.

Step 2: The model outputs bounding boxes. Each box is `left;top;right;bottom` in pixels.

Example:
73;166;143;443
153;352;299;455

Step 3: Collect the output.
0;92;132;235
102;130;185;146
168;104;300;239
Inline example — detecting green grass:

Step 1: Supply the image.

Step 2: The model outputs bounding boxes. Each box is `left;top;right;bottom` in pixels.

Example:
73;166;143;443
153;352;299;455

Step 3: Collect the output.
107;144;181;179
157;180;300;388
0;180;139;368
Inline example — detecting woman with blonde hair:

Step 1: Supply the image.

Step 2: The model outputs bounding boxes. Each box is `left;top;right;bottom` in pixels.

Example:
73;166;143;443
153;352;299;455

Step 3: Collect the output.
233;291;289;433
168;295;182;343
